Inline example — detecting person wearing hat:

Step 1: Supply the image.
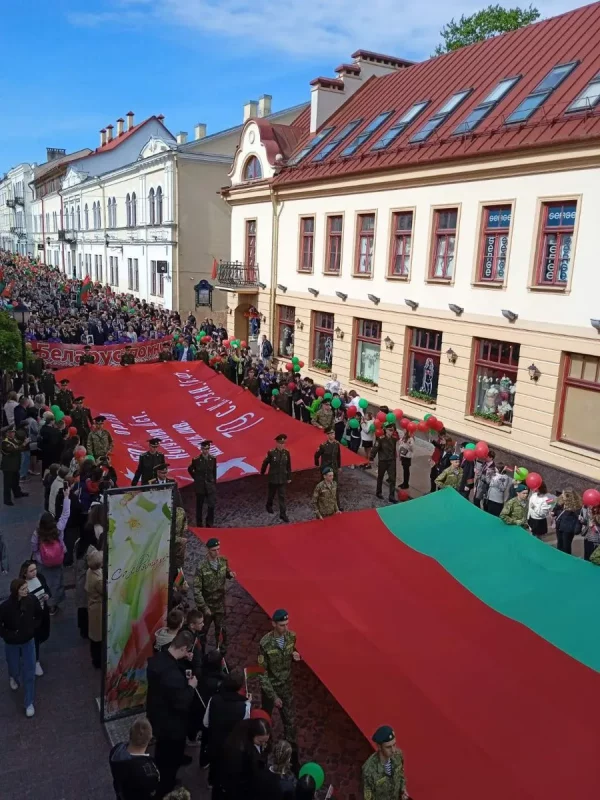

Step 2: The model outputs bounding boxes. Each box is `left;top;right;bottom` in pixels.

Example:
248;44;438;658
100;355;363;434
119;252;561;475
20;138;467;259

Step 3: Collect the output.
314;427;342;508
55;379;74;415
362;725;408;800
260;434;292;523
434;454;463;490
158;342;174;362
40;366;57;407
500;484;530;528
369;424;398;504
311;398;334;431
87;416;113;461
2;426;30;506
458;442;476;500
187;440;218;527
120;345;136;367
257;609;300;743
193;537;235;654
312;467;340;519
132;438;166;486
78;345;95;366
70;396;93;447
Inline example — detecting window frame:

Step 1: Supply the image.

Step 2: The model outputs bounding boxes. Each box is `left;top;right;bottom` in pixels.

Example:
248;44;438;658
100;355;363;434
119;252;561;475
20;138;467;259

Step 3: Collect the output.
557;353;600;453
353;211;376;278
410;90;472;143
243;156;263;181
156;187;163;224
532;198;579;290
323;213;344;275
245;218;257;267
131;192;137;227
353;318;382;384
127;257;134;290
428;205;460;282
387;208;415;280
469;338;520;426
453;76;521;134
404;327;443;403
505;61;579;125
311;311;335;371
298;215;315;273
133;257;139;292
148;188;155;225
566;71;600;113
276;304;296;358
474;203;513;285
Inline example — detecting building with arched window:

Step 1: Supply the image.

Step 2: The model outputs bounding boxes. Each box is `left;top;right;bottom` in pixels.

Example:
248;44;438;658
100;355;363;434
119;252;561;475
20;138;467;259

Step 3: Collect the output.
243;156;263;181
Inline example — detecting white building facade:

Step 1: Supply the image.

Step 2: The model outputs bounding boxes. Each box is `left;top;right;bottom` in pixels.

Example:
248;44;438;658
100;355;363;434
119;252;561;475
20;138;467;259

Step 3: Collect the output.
0;163;35;255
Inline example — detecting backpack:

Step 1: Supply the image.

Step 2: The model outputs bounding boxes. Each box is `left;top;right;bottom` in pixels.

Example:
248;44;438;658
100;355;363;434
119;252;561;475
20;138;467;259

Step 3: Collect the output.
39;538;64;567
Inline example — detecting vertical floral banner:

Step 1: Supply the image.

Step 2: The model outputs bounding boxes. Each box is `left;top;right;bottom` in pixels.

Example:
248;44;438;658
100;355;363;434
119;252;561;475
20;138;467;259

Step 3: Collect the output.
102;485;174;722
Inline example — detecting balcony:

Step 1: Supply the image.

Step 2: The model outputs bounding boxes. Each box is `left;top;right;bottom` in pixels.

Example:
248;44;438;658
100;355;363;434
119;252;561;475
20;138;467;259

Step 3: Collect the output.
9;227;26;240
58;229;76;244
215;260;260;293
6;198;15;208
14;195;24;206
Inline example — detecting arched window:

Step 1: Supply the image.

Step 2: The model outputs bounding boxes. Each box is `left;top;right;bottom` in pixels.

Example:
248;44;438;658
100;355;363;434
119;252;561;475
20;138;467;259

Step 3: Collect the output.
70;206;75;230
84;204;89;230
131;192;137;227
126;193;131;227
148;188;155;225
76;205;81;230
112;197;117;228
243;156;263;181
156;186;163;224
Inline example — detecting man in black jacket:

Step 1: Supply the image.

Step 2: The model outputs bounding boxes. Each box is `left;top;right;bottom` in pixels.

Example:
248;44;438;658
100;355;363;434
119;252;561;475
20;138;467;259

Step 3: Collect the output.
146;630;196;796
204;668;250;786
109;717;160;800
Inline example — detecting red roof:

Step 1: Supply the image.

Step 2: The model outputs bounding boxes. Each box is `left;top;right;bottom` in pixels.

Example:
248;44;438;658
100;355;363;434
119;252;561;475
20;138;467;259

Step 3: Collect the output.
94;116;166;153
276;2;600;187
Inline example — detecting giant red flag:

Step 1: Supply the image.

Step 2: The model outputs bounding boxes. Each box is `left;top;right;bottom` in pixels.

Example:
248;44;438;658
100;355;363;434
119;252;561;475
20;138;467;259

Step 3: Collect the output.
56;362;364;484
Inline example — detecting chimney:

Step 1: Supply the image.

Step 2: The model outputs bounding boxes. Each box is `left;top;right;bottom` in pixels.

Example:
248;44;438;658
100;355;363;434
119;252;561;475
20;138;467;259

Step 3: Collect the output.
309;77;345;134
157;114;165;123
243;100;258;121
126;111;135;130
351;50;413;80
258;94;272;118
116;118;125;136
194;123;207;140
100;129;107;147
176;131;188;145
106;124;114;143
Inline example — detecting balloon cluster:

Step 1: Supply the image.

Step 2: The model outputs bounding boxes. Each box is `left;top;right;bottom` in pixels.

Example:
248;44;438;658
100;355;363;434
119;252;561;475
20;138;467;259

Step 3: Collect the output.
462;441;490;462
285;356;305;373
371;409;446;438
49;404;65;422
196;330;213;345
222;339;246;349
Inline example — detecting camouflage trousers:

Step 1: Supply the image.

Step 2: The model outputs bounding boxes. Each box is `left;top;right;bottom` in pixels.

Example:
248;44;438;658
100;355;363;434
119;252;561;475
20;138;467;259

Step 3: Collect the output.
262;682;296;742
199;609;227;653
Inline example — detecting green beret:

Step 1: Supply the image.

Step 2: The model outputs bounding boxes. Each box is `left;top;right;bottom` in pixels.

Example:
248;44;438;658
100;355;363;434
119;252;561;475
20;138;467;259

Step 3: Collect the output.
206;538;220;549
516;483;528;492
372;725;395;744
272;608;289;622
322;466;333;475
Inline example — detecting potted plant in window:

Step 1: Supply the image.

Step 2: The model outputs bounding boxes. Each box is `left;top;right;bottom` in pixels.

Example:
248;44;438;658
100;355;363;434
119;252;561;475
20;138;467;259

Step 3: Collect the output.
407;389;436;404
312;359;331;372
473;409;504;426
356;374;378;387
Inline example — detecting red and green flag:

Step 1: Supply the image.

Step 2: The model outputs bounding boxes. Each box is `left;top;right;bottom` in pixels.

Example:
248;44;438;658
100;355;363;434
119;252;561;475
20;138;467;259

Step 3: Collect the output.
78;275;92;304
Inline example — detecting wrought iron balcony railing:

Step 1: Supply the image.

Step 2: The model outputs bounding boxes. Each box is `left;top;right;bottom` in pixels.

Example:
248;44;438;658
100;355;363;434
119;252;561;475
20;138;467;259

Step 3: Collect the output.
216;260;260;289
6;198;15;208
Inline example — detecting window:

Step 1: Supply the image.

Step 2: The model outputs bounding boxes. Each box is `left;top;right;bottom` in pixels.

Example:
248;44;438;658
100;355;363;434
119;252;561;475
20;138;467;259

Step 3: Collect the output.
388;211;413;278
312;312;334;370
372;102;430;150
84;204;89;230
410;91;472;143
70;207;75;230
52;211;57;232
471;339;520;425
112;198;117;227
288;126;335;165
109;256;115;285
107;199;114;228
567;72;600;112
67;251;71;272
477;206;511;283
94;254;99;282
277;305;295;357
354;213;375;276
454;77;521;134
131;192;137;227
325;215;343;274
430;208;458;279
505;62;578;124
340;112;394;157
133;258;139;291
298;216;315;272
245;219;257;266
76;205;81;230
243;157;262;181
312;120;362;161
85;253;91;277
148;189;155;224
406;328;442;402
559;354;600;451
45;212;50;232
78;253;83;278
354;319;381;384
97;254;103;283
535;201;577;287
128;257;134;290
126;194;131;227
151;260;164;297
156;186;163;223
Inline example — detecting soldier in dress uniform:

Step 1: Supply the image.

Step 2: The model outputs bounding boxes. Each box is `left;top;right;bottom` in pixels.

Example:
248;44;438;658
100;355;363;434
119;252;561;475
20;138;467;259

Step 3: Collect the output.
370;424;398;503
41;367;57;406
193;536;236;654
314;427;342;509
257;608;301;743
312;467;340;519
187;440;217;527
261;434;292;523
71;396;93;447
87;415;113;460
55;379;75;414
362;725;408;800
149;462;183;507
132;438;166;486
120;344;136;366
79;345;95;366
158;343;173;362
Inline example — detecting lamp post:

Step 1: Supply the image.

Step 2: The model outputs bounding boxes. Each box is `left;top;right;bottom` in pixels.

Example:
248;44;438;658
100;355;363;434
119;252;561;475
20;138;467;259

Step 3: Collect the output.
8;302;31;397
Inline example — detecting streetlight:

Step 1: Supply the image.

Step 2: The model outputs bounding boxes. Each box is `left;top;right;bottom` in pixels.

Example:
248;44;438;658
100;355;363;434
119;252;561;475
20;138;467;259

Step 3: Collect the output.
8;302;31;397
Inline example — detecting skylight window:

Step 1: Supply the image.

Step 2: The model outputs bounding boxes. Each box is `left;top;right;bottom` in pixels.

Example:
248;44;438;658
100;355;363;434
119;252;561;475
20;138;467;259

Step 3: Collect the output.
288;126;335;165
372;101;430;150
340;112;394;157
453;76;521;134
409;90;472;143
567;71;600;112
312;119;363;162
505;61;578;124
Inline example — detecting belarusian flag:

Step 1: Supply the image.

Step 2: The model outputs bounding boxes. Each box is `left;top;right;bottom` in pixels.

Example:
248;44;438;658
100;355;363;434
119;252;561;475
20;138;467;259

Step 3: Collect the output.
244;664;265;678
78;275;92;304
2;280;15;298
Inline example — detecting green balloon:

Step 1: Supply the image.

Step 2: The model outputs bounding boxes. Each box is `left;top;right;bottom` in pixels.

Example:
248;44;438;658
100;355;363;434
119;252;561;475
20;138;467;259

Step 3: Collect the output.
272;388;279;395
465;443;476;450
369;423;375;433
16;361;23;370
292;356;300;364
515;467;529;481
54;410;65;422
424;413;432;421
198;330;206;338
331;397;342;409
85;454;95;461
293;364;301;372
386;412;396;423
348;417;360;429
358;397;368;409
299;763;325;790
50;405;61;416
323;392;332;401
174;334;179;341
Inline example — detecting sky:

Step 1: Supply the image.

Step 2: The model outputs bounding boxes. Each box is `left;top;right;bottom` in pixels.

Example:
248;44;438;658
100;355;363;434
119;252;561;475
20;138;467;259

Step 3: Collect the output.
0;0;590;170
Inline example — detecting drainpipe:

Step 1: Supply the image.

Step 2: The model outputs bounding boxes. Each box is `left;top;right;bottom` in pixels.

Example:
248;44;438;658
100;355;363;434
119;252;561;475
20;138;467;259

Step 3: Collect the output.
101;180;107;283
59;189;65;273
269;186;283;345
172;155;180;312
41;195;45;262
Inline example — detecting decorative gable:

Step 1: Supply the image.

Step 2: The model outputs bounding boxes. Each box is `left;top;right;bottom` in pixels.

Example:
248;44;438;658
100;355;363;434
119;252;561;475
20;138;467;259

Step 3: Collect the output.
229;121;271;186
139;137;175;160
62;167;89;188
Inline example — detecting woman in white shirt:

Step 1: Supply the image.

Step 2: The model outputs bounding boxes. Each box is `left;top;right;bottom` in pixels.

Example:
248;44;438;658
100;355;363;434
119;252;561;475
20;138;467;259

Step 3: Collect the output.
527;481;553;537
19;560;51;677
398;431;415;490
360;412;375;464
3;391;18;426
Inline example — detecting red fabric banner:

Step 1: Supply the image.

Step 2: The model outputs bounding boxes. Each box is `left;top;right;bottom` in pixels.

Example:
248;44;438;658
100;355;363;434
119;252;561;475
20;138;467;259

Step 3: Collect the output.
31;336;172;368
56;362;363;484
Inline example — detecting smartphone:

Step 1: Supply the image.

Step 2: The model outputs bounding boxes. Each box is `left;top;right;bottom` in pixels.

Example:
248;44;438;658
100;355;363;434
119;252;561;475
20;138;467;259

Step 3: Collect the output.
185;669;192;679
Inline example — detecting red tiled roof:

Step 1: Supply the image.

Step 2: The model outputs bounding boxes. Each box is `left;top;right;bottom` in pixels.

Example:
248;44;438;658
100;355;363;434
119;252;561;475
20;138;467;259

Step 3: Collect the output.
276;2;600;188
94;116;165;153
252;110;311;166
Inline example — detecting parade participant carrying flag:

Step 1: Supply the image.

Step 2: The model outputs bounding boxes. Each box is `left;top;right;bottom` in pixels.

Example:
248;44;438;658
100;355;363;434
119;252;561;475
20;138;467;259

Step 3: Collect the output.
77;275;92;306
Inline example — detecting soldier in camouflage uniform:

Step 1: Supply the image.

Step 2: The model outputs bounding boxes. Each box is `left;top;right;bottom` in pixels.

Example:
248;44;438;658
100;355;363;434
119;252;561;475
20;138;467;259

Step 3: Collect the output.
315;427;342;508
120;344;136;366
87;415;113;460
258;608;301;743
194;536;236;654
434;455;463;490
71;396;93;447
370;424;398;503
312;399;334;431
56;379;75;414
312;467;340;519
499;484;529;527
261;433;292;523
78;345;95;366
132;438;166;486
362;725;408;800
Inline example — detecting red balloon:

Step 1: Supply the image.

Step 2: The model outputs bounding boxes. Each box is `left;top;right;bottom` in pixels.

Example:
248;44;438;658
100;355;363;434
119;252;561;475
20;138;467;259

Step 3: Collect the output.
583;488;600;507
42;405;49;412
376;411;387;423
426;415;437;429
374;419;383;429
463;449;477;462
299;361;305;368
63;415;72;427
393;408;404;419
407;421;418;435
240;340;247;348
287;382;296;391
432;418;445;432
285;363;293;371
400;417;410;429
222;339;230;348
346;405;358;417
525;472;543;491
315;387;325;397
397;489;410;502
474;441;489;459
68;426;77;437
417;420;428;432
74;446;86;459
375;429;384;438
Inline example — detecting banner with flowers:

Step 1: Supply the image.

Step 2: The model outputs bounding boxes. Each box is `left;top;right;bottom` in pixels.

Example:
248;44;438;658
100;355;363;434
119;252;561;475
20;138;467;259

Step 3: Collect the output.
101;484;175;722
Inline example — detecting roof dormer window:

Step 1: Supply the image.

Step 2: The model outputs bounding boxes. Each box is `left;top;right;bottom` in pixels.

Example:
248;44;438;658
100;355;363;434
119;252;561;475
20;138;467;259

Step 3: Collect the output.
243;156;263;181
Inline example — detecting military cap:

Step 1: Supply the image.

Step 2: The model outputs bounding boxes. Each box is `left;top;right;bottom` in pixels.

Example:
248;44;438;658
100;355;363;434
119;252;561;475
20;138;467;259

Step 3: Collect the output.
74;396;85;402
200;440;212;448
148;438;161;445
206;537;220;549
154;462;170;472
275;433;287;442
93;415;106;423
449;454;460;461
372;725;395;744
516;483;528;492
272;609;289;622
60;379;70;385
322;466;333;475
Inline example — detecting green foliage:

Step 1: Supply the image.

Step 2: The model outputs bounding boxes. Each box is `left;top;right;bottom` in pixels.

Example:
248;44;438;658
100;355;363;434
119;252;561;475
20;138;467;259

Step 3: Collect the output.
356;375;378;386
434;5;540;55
0;311;22;371
408;389;436;404
312;359;332;372
473;409;503;423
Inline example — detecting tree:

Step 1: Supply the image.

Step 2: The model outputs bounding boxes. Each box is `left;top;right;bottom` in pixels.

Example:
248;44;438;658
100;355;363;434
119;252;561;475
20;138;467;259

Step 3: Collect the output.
0;311;22;372
434;5;540;55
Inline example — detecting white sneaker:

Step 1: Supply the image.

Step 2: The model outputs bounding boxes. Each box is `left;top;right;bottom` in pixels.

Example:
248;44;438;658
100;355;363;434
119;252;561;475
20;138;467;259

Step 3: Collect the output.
25;704;35;718
35;662;44;677
9;677;18;691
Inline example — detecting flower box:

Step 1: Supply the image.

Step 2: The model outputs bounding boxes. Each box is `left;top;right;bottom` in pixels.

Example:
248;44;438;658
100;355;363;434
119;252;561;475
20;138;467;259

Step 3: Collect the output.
408;389;436;404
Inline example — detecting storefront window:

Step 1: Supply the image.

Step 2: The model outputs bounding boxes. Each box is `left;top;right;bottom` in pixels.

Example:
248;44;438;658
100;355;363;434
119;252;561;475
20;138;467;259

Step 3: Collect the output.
558;353;600;451
277;305;295;357
472;339;520;426
406;328;442;402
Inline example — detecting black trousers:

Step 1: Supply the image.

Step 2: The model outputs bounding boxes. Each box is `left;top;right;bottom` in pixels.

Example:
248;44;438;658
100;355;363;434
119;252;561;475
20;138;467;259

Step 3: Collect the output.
486;500;503;517
266;483;287;518
78;607;89;639
584;539;597;561
376;460;396;500
90;639;102;669
556;528;576;555
154;737;186;797
400;457;411;489
3;470;22;503
196;491;216;527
